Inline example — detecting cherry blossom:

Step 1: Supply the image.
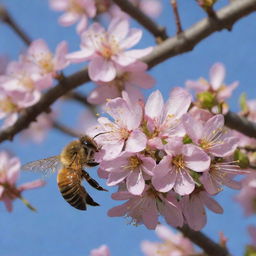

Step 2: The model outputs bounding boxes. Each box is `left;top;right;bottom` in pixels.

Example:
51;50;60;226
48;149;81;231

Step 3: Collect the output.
0;151;45;212
186;62;238;101
49;0;96;34
141;224;196;256
26;39;69;78
89;94;147;160
108;186;183;230
67;18;152;82
144;88;191;149
90;245;111;256
183;113;239;157
87;61;155;104
152;138;210;195
100;152;155;195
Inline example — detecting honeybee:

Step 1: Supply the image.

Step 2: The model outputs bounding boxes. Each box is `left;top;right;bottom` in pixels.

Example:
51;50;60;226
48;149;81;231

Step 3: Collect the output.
22;135;107;210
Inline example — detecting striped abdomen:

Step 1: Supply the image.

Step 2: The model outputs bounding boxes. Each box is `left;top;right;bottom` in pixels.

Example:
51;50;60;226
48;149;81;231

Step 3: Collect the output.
57;167;99;210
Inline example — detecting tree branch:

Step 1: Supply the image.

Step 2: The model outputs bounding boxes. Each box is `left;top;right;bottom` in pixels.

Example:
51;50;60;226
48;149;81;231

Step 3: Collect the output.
0;0;256;143
178;225;230;256
52;121;81;138
112;0;168;41
0;5;31;45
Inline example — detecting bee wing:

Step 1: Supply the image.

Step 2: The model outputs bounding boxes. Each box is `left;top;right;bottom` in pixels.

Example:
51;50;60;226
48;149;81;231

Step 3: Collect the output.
21;156;61;177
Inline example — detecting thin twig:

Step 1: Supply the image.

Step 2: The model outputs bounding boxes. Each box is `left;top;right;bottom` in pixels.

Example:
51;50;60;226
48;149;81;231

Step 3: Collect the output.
112;0;168;41
0;0;256;143
178;225;230;256
0;5;31;45
170;0;183;34
53;121;82;138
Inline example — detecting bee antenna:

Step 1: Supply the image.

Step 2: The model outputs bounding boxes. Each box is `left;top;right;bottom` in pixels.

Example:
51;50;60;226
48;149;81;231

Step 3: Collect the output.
92;132;111;139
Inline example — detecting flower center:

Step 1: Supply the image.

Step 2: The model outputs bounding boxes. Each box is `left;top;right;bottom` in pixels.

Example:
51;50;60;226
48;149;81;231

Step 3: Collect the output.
119;127;130;140
21;76;35;89
172;155;185;169
127;156;141;170
0;97;17;113
68;0;85;14
38;53;54;73
99;36;120;59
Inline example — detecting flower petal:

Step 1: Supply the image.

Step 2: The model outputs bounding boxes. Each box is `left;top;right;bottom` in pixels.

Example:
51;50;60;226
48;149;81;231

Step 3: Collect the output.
209;62;226;90
126;170;145;195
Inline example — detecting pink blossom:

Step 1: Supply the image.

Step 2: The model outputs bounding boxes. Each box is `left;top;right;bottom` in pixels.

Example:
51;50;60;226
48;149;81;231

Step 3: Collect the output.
100;152;155;195
144;88;192;149
0;151;45;212
152;138;210;195
87;61;155;104
181;190;223;231
130;0;162;18
200;161;245;195
90;245;111;256
183;113;239;157
67;18;152;82
235;172;256;216
141;224;196;256
26;39;69;77
108;186;183;230
186;62;238;102
49;0;96;34
88;95;147;160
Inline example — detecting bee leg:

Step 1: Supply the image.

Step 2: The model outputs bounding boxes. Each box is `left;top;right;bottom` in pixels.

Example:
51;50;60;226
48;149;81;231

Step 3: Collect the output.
82;170;108;192
85;192;100;207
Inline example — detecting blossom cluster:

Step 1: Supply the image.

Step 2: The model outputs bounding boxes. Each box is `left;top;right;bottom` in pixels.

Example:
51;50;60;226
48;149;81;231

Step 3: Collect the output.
0;150;44;212
0;40;68;128
49;0;162;34
88;87;244;231
66;17;154;104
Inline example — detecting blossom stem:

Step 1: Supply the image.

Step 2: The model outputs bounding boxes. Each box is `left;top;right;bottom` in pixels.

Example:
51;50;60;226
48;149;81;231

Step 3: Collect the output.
112;0;168;42
178;225;230;256
19;196;37;212
0;5;31;45
0;0;256;143
170;0;183;34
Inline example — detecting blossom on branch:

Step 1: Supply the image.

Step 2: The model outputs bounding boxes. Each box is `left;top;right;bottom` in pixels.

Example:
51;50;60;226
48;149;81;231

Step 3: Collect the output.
49;0;96;34
0;151;45;212
67;18;152;82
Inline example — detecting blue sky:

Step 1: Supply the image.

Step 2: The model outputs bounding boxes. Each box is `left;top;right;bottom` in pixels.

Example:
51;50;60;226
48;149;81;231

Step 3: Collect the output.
0;0;256;255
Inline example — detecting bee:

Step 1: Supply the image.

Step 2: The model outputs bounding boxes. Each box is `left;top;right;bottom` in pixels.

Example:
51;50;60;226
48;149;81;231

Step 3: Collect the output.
22;135;107;210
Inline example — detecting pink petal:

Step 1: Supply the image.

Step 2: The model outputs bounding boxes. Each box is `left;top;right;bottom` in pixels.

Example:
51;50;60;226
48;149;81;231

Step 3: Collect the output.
108;18;129;41
162;200;183;227
66;49;93;63
210;136;238;157
120;29;143;49
186;80;207;93
141;198;158;229
165;87;192;119
54;41;69;70
126;170;145;195
89;57;116;82
209;63;226;90
174;169;195;195
182;195;206;231
6;157;20;185
76;15;88;35
129;68;155;89
3;197;13;212
183;144;210;172
108;201;130;217
152;168;176;193
27;39;49;57
200;191;223;214
0;186;4;198
87;85;119;104
182;113;203;143
125;129;147;152
203;114;224;141
18;179;45;191
59;12;79;26
101;142;124;160
111;191;133;200
49;0;68;10
145;90;164;122
107;171;128;186
217;81;239;101
200;171;221;195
